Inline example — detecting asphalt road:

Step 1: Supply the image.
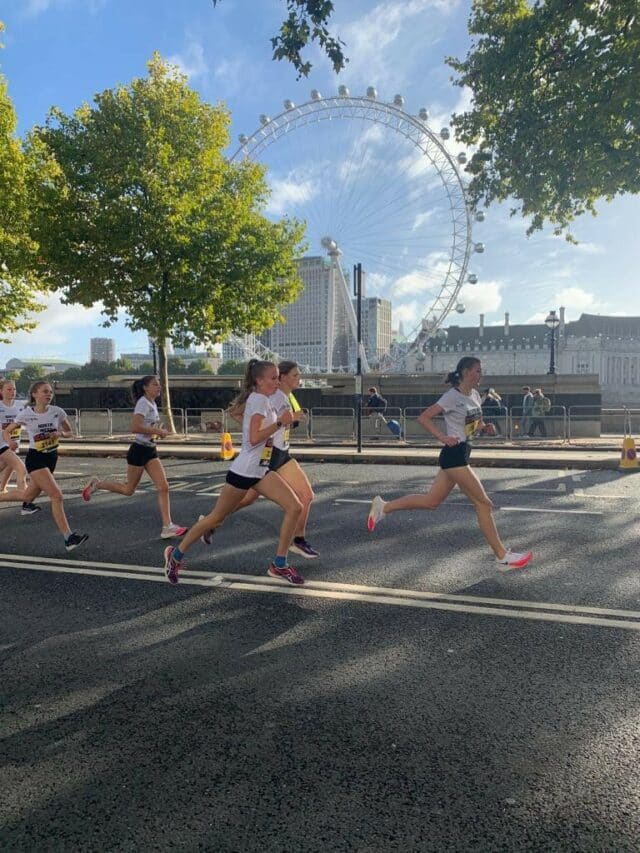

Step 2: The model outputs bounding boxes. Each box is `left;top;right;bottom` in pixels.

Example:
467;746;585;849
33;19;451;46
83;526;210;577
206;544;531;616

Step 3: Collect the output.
1;457;639;852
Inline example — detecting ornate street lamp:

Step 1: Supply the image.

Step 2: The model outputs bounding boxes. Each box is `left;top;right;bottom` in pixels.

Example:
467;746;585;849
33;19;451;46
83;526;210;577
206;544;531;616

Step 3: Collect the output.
545;309;560;374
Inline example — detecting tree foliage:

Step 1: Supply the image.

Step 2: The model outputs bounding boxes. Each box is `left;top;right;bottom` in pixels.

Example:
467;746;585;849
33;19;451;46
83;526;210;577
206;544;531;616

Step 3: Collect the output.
217;359;247;375
212;0;346;77
29;54;306;426
0;21;46;342
448;0;640;235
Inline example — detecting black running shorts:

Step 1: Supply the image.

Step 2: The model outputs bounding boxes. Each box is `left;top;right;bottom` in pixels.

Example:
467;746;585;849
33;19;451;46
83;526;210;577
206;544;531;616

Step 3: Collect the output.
25;448;58;474
438;441;471;470
269;447;293;472
126;442;158;467
226;470;263;490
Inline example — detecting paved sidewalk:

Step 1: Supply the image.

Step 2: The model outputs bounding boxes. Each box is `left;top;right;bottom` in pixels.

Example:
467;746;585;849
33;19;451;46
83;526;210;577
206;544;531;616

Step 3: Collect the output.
57;438;634;470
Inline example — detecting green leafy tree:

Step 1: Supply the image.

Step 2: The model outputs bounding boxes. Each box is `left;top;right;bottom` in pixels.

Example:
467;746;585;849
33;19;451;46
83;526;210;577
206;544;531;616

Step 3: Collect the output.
0;22;46;342
136;362;155;375
448;0;640;236
217;359;246;376
16;363;46;395
186;358;214;375
167;357;188;375
212;0;346;77
29;54;306;430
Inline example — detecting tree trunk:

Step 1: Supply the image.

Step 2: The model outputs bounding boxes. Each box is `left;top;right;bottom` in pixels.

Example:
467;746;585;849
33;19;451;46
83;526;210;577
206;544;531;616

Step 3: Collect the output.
157;341;177;434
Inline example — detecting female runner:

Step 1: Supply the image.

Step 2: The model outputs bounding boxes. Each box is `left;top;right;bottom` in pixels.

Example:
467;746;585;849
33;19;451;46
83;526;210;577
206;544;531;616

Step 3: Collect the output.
0;379;35;511
2;381;88;550
81;375;186;540
163;359;304;585
367;356;533;570
206;360;318;558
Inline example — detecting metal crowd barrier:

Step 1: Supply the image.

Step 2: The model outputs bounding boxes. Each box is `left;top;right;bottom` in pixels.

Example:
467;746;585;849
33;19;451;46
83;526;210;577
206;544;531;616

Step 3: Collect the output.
509;405;567;440
309;407;355;442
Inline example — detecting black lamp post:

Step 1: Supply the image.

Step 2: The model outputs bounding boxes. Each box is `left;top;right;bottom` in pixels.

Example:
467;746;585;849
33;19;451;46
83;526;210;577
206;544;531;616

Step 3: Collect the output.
545;310;560;374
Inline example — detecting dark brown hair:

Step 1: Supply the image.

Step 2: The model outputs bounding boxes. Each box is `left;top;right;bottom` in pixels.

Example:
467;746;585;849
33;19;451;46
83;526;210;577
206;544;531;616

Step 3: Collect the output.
444;356;481;387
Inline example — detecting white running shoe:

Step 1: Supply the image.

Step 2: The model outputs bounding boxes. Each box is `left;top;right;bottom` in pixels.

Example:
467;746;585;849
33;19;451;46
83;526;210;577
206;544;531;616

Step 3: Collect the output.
82;476;99;502
367;495;386;532
497;549;533;572
160;523;187;539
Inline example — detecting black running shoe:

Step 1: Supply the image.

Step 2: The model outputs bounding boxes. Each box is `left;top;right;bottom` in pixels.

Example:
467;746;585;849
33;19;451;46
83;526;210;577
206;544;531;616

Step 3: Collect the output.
21;502;42;516
65;532;89;552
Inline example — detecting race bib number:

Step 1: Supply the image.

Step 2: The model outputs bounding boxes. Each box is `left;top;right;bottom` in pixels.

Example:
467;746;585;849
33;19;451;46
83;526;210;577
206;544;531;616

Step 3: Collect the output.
259;440;273;468
34;432;59;452
9;427;21;441
282;426;290;445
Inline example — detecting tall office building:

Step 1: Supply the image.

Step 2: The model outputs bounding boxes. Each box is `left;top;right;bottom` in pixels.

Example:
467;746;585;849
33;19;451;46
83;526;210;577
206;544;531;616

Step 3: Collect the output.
90;337;115;363
267;255;355;371
355;297;392;367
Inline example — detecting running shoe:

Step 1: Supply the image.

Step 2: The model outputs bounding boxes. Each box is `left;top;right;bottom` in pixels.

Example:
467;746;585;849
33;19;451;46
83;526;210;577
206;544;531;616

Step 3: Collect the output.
164;545;183;584
367;495;386;532
496;549;533;572
160;523;188;539
198;515;215;546
82;476;99;502
65;532;89;552
267;563;305;585
21;502;42;516
289;537;319;559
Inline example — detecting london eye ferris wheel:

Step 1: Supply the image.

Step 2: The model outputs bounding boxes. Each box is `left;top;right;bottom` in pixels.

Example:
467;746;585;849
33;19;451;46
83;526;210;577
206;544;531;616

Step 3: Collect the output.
230;86;485;372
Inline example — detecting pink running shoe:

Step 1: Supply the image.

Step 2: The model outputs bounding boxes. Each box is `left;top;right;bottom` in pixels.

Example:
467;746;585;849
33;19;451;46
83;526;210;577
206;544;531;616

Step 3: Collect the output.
82;476;99;502
267;563;305;585
496;549;533;572
163;545;183;584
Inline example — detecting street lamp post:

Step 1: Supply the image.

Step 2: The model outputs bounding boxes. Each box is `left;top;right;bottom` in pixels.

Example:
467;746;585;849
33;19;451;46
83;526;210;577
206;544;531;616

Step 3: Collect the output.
545;310;560;374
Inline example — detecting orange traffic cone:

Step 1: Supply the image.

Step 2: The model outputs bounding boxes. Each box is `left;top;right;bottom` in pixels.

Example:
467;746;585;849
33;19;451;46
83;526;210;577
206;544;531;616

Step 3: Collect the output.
619;434;638;471
220;431;235;461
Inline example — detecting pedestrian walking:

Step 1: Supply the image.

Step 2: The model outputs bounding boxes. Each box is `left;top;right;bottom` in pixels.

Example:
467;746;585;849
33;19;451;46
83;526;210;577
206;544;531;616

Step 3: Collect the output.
519;386;534;437
528;388;550;437
365;386;388;434
81;375;187;539
367;356;532;570
163;359;304;585
481;387;503;435
1;381;88;550
212;360;318;558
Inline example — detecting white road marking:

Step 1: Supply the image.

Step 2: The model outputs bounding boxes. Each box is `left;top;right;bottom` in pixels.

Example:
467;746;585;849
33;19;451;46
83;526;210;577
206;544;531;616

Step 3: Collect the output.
333;498;603;516
2;553;640;632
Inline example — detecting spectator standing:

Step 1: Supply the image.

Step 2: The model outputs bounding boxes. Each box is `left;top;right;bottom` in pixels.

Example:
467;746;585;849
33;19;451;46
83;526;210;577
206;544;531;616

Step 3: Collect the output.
520;386;534;437
528;388;551;437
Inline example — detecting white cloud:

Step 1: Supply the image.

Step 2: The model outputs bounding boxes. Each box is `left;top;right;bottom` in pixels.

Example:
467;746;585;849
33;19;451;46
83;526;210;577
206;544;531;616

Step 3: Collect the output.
337;0;459;88
573;241;606;255
391;250;451;298
526;287;606;323
392;300;421;329
364;271;391;295
266;175;320;215
458;280;503;315
167;40;208;81
4;294;105;358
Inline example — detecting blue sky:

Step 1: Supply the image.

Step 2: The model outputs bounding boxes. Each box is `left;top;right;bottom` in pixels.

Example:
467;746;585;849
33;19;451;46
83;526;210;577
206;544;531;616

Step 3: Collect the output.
1;0;638;365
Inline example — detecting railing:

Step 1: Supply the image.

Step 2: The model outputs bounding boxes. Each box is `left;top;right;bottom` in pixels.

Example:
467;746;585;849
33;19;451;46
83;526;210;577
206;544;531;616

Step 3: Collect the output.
509;405;567;440
72;404;639;444
309;407;355;441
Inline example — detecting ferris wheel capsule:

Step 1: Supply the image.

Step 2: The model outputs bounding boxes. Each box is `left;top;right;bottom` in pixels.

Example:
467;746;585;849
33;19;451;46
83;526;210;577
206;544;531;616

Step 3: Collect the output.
467;273;478;285
259;114;271;125
284;100;295;111
440;128;450;140
474;242;485;253
457;152;467;164
310;89;322;101
474;210;486;222
366;86;378;99
393;94;404;107
338;85;350;97
418;108;429;121
455;303;466;314
238;134;248;145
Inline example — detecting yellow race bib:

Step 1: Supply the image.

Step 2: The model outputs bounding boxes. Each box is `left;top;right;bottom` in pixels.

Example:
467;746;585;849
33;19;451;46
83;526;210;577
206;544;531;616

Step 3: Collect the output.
259;440;273;468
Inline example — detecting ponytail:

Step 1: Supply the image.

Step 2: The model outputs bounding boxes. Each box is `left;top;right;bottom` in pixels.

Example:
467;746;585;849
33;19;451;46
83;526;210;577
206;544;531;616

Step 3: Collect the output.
444;356;481;387
230;359;275;410
131;375;156;403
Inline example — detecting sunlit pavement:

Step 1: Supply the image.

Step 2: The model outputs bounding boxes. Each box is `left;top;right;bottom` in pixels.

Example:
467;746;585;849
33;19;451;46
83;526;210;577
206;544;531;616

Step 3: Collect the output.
1;458;639;851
